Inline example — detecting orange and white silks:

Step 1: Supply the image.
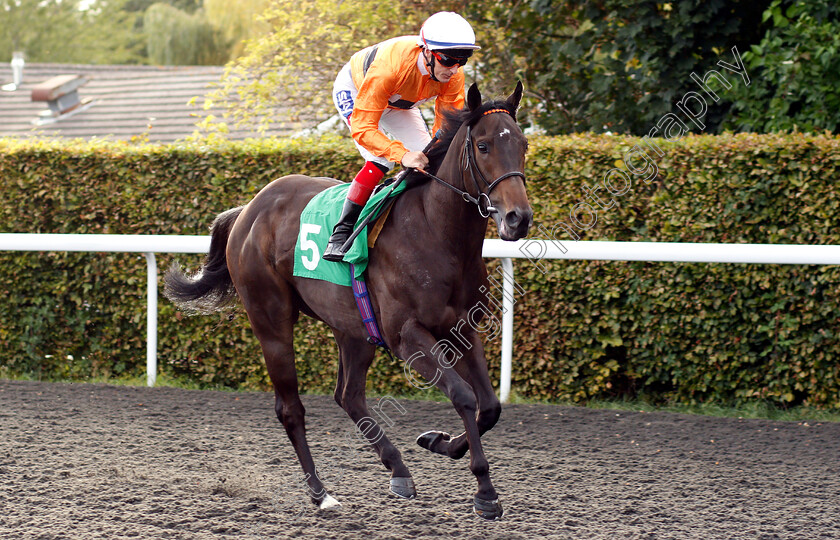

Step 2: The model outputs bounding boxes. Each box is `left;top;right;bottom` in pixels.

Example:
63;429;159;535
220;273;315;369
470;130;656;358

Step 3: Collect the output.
333;36;466;165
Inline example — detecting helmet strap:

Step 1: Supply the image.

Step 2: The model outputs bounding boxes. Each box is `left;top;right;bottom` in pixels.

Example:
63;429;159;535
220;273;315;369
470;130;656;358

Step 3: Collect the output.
424;48;440;82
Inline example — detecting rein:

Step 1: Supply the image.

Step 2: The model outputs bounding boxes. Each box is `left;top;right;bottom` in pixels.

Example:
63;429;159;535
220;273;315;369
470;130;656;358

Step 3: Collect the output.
413;108;526;218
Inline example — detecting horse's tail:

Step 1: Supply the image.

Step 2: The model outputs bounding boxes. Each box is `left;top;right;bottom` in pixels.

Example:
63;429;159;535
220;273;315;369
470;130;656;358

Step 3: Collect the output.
164;206;244;314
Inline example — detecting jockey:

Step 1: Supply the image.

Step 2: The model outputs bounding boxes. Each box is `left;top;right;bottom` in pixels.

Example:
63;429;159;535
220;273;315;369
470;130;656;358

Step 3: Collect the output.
323;11;480;262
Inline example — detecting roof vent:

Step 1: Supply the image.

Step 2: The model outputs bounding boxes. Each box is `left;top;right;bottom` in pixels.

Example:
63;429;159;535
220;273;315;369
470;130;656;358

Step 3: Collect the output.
1;51;24;92
31;74;94;124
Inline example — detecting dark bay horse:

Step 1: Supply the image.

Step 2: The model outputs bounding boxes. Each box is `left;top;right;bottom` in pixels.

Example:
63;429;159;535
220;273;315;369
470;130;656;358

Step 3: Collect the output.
164;82;532;519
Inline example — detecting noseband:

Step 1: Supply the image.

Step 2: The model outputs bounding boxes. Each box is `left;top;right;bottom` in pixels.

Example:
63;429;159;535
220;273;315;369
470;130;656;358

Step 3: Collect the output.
414;108;527;218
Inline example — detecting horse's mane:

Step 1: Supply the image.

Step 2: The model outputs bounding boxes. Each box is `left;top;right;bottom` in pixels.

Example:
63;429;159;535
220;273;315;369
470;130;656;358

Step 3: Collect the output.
404;98;517;184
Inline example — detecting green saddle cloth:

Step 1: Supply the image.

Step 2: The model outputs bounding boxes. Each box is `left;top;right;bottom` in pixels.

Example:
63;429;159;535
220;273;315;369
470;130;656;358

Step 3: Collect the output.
292;180;408;286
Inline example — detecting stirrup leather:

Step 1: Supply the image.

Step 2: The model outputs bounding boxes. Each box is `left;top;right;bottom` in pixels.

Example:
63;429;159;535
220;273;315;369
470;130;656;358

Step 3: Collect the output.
323;200;363;262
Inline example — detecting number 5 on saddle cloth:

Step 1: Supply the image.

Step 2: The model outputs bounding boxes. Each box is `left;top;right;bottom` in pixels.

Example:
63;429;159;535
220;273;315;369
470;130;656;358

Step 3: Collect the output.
293;177;409;347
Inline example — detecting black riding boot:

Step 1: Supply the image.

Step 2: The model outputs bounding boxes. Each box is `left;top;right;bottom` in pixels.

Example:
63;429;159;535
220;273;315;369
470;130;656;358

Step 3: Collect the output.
323;199;364;262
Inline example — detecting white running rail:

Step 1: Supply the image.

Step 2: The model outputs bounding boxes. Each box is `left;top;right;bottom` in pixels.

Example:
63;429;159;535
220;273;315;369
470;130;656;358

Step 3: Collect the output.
2;234;839;400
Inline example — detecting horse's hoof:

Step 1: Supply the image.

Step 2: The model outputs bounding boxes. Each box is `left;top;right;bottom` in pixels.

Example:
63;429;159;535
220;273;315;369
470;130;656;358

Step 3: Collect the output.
318;494;341;510
473;496;503;520
389;477;417;499
416;430;450;455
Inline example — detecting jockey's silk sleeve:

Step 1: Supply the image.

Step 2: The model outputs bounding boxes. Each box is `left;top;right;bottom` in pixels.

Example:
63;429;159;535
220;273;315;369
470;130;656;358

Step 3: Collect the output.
348;36;466;164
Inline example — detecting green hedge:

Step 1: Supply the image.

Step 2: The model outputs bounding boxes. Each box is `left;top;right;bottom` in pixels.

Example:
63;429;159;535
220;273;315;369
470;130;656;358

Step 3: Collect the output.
1;133;839;408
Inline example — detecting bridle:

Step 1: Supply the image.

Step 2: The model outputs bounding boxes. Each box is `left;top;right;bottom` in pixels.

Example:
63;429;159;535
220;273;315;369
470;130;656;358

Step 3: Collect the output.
413;108;527;218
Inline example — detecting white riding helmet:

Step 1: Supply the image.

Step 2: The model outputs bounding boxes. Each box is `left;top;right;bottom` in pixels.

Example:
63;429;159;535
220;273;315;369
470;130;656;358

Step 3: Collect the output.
417;12;480;52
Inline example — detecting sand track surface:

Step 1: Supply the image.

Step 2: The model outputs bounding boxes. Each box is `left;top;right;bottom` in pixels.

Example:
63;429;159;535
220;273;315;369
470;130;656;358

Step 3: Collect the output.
1;380;838;539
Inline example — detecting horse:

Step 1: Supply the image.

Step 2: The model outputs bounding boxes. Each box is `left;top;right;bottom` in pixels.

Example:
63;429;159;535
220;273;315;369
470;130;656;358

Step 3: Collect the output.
164;81;532;520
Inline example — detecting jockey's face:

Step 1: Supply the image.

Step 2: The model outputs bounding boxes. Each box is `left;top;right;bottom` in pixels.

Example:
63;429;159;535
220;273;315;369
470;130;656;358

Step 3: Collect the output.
425;50;461;83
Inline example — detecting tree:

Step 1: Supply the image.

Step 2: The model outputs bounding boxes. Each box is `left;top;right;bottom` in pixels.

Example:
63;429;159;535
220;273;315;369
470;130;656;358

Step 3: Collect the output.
202;0;459;135
205;0;776;136
144;2;229;65
0;0;144;64
203;0;271;60
723;0;840;133
466;0;770;135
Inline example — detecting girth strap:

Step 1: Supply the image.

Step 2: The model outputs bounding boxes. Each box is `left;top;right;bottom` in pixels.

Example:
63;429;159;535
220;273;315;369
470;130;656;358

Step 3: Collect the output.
349;263;388;348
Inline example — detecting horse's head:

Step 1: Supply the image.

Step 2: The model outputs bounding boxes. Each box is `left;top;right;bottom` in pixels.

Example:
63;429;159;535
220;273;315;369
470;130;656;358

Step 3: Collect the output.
463;81;533;241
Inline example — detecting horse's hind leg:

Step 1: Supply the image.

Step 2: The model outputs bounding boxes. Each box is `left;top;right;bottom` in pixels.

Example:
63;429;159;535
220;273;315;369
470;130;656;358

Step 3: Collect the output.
333;331;416;499
244;291;339;511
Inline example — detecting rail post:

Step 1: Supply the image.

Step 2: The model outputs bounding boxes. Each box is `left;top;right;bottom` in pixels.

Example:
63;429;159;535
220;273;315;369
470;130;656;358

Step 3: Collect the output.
499;257;515;403
144;252;157;387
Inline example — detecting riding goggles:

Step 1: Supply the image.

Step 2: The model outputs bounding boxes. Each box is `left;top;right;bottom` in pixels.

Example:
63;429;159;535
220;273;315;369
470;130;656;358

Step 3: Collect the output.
432;51;470;67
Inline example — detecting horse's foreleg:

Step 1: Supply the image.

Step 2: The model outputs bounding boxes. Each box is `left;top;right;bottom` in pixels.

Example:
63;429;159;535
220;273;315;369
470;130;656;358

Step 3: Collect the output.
396;319;503;519
430;332;501;460
333;332;415;499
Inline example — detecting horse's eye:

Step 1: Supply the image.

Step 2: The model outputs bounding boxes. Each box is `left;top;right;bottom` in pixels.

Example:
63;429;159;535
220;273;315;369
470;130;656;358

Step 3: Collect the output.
477;142;489;153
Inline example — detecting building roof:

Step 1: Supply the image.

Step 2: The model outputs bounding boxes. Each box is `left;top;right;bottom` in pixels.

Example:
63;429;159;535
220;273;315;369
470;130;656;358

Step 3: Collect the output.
0;63;307;143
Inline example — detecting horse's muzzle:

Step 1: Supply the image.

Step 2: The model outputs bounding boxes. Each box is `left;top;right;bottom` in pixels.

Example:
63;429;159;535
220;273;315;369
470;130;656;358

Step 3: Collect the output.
499;207;533;241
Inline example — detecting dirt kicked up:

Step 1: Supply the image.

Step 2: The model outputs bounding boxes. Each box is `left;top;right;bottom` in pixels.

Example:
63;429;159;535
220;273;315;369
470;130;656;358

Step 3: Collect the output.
1;379;838;539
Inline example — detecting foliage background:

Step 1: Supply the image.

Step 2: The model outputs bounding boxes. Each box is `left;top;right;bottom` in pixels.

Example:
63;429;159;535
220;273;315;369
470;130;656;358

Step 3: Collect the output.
470;0;769;134
3;0;838;135
200;0;840;136
1;134;838;408
0;0;145;64
722;0;840;133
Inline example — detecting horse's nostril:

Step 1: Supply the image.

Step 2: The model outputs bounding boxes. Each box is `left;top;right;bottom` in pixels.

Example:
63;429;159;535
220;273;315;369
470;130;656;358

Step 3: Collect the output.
505;210;522;229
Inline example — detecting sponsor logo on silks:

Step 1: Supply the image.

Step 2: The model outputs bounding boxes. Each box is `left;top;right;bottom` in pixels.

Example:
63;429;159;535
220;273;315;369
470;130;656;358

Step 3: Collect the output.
336;90;354;119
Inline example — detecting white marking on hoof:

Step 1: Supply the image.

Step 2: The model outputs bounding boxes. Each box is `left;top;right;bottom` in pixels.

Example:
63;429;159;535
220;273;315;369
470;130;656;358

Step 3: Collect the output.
319;494;341;510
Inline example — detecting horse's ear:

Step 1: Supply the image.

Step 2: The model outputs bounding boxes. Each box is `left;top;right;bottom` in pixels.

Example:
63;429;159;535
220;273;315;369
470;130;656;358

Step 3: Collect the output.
467;83;482;111
506;80;523;114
